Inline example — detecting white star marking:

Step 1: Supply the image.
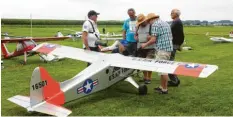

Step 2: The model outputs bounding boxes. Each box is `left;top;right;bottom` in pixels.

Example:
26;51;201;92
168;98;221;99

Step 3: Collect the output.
84;81;92;91
187;64;198;68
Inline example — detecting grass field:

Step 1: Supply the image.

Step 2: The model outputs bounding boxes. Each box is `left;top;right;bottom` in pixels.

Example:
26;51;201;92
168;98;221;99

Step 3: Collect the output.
1;25;233;116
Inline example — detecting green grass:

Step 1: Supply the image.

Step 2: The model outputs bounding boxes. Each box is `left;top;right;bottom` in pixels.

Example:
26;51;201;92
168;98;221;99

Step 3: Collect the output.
1;26;233;116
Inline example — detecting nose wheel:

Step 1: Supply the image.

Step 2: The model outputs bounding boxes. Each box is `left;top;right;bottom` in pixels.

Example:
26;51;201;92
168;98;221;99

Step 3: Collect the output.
138;84;147;95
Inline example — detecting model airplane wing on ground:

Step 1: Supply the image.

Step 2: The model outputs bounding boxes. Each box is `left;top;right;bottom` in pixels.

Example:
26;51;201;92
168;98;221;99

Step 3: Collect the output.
33;43;218;78
1;37;70;43
210;37;233;43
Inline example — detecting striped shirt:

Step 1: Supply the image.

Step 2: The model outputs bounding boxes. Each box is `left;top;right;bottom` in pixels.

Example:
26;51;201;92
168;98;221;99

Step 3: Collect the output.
151;19;173;52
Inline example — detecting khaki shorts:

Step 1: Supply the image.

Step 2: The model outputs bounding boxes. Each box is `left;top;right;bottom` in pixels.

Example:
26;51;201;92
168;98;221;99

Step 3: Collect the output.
155;50;171;75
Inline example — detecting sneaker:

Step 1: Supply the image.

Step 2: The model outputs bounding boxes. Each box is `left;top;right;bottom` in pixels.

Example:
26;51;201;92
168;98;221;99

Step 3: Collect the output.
154;87;162;92
144;80;151;84
159;90;168;94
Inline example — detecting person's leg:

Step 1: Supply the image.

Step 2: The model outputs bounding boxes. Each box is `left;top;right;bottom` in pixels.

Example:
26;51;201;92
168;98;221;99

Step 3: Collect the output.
87;47;99;66
146;49;155;81
148;71;152;80
170;49;176;61
168;49;180;86
155;51;170;94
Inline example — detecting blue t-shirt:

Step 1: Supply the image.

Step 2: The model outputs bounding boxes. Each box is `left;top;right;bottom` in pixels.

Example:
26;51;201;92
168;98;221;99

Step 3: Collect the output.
123;18;137;42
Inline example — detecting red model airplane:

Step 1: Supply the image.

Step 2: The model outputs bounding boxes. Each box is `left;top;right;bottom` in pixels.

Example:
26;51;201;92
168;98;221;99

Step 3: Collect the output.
1;37;70;64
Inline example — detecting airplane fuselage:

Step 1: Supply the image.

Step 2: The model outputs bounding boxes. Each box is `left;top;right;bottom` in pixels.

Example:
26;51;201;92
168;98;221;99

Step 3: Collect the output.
59;65;135;103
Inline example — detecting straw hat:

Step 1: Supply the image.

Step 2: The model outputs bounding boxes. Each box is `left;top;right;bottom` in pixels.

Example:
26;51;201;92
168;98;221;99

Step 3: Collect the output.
145;13;159;21
136;14;147;27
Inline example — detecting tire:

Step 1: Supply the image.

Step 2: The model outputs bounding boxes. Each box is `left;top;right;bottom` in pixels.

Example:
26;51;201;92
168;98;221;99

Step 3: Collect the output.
138;84;147;95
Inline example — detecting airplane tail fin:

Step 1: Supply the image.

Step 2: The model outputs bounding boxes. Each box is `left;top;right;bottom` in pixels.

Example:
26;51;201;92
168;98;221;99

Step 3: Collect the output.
30;67;65;106
8;67;71;116
1;43;10;58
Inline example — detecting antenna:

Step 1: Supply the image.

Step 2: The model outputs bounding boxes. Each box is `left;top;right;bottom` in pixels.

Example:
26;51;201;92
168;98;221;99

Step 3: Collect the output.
30;13;36;45
30;13;32;38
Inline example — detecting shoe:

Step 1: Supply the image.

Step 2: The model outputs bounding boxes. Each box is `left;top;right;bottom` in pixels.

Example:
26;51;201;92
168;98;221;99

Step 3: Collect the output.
154;87;162;92
159;90;168;94
144;80;151;84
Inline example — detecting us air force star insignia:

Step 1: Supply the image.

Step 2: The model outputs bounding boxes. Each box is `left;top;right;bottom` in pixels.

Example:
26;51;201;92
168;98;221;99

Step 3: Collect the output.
45;44;56;48
77;79;99;94
185;64;199;69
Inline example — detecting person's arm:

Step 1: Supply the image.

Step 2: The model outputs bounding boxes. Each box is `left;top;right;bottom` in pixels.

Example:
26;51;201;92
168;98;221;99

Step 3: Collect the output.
134;26;139;42
123;30;126;40
82;31;90;50
122;20;127;40
141;24;157;49
141;36;156;49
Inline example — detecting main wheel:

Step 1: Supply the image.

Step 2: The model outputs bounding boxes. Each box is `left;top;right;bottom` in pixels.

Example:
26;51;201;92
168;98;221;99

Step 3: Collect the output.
138;84;147;95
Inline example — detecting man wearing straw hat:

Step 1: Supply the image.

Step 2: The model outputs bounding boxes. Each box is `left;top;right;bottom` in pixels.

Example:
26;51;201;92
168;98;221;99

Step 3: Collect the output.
140;13;173;94
135;14;155;84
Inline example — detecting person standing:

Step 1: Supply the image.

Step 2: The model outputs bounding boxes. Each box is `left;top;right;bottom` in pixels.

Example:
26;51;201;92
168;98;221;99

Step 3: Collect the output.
122;8;137;56
168;9;185;86
82;10;100;66
135;14;155;84
141;13;173;94
82;10;100;52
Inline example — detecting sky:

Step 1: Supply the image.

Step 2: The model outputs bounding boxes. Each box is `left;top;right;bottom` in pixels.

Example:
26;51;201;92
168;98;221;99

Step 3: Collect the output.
1;0;233;21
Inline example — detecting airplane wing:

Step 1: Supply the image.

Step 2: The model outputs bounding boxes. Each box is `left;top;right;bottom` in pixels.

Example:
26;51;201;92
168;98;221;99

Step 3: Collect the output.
1;37;70;43
32;43;103;63
33;43;218;78
106;54;218;78
102;37;123;40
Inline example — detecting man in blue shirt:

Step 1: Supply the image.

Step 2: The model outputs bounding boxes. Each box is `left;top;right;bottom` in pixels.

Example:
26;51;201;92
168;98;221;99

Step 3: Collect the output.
122;8;137;56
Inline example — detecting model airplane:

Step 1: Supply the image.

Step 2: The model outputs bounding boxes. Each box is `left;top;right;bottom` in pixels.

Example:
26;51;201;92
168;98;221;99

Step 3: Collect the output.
8;43;218;116
210;37;233;43
63;28;82;41
1;36;70;64
206;32;233;43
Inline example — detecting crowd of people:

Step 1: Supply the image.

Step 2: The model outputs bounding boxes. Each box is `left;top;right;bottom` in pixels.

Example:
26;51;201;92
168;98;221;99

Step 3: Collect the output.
81;8;184;94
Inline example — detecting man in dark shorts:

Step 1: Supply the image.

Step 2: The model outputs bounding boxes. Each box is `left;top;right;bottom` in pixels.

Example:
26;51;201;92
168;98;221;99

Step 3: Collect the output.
135;14;155;84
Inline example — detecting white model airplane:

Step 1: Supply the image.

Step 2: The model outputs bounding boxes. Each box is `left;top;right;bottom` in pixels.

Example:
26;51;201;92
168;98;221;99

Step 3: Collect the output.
8;43;218;116
63;28;82;41
206;32;233;43
210;37;233;43
100;32;123;40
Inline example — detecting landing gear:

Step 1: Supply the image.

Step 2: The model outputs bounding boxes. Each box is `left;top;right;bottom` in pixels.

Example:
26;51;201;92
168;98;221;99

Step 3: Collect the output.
138;84;147;95
124;76;148;95
168;74;180;87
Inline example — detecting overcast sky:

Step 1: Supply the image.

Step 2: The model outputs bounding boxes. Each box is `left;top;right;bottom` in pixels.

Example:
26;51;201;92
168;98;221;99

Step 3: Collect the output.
1;0;233;21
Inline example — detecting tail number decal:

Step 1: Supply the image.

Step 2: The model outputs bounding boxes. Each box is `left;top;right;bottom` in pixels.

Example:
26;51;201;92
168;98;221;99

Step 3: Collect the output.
32;80;48;90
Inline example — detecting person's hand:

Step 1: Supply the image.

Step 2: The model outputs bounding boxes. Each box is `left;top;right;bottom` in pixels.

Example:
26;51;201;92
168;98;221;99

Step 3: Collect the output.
141;43;147;49
86;47;91;51
134;35;139;42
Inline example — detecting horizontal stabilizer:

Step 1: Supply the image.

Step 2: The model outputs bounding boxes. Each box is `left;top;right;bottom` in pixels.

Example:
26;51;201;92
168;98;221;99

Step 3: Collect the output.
8;95;30;109
33;102;72;117
8;95;72;116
